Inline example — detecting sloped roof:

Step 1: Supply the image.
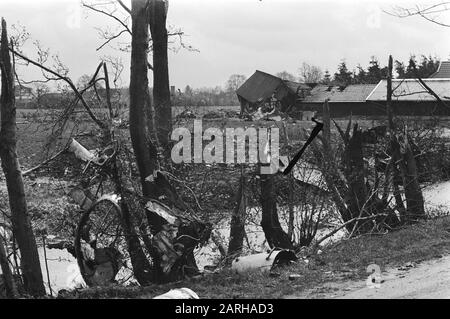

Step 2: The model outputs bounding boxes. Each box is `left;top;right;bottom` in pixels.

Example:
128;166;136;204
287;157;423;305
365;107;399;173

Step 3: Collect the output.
366;78;450;101
430;61;450;78
283;80;311;94
236;70;284;103
303;84;377;103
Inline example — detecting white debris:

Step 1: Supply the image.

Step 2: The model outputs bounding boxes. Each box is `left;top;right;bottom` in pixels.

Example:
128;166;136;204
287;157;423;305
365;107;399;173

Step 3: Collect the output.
153;288;199;299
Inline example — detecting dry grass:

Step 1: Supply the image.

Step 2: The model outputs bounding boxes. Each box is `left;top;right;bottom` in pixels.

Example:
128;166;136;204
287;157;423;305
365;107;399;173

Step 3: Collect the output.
60;216;450;299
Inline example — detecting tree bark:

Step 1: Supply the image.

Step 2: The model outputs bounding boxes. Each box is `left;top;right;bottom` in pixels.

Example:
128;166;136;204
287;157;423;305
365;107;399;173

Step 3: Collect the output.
260;174;293;250
0;18;45;297
402;136;425;221
0;233;17;298
130;0;159;197
128;0;163;284
149;0;172;150
227;168;246;259
386;56;407;218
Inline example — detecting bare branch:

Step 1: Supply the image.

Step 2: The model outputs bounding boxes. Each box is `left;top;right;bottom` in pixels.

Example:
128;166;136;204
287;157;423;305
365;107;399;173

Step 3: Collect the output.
385;3;450;27
314;214;388;247
96;29;129;51
9;46;106;129
117;0;131;15
22;147;68;176
82;2;132;35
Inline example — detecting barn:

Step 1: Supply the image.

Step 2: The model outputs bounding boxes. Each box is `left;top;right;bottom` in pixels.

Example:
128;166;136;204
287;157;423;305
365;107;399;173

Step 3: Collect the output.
366;78;450;116
299;84;378;117
430;60;450;78
236;70;310;116
298;78;450;118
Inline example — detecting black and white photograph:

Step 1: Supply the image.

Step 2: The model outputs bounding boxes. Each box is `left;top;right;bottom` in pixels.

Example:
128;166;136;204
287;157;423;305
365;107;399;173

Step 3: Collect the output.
0;0;450;305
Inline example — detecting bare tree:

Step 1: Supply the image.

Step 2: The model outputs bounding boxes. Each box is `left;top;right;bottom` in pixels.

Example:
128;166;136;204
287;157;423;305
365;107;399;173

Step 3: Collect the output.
386;3;450;27
276;71;297;82
0;18;46;297
226;74;247;93
82;0;188;55
298;62;323;83
129;0;159;197
83;0;189;150
149;0;172;149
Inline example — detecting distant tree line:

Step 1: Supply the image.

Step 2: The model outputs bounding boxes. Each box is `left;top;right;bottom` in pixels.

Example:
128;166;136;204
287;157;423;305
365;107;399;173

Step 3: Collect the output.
20;55;441;110
276;54;440;87
332;55;440;86
172;74;246;107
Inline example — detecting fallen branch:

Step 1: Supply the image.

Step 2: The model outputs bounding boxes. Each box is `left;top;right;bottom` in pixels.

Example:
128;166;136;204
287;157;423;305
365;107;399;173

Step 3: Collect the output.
314;214;388;248
22;147;68;176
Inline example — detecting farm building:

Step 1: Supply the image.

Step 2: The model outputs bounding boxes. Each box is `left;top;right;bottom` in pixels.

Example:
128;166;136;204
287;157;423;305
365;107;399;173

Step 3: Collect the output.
16;85;34;101
0;82;35;107
430;60;450;78
298;78;450;117
366;78;450;116
299;84;378;117
236;70;310;115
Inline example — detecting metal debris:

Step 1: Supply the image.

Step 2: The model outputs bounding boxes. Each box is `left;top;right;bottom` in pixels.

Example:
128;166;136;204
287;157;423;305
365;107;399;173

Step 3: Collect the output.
288;274;302;281
231;249;297;274
68;138;96;162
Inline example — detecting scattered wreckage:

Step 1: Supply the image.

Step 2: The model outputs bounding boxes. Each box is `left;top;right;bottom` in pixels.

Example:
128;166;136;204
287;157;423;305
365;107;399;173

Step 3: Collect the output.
63;138;210;287
62;138;301;289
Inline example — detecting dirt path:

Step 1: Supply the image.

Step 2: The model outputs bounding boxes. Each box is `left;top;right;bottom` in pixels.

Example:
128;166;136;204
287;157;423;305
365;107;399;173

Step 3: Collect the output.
290;255;450;299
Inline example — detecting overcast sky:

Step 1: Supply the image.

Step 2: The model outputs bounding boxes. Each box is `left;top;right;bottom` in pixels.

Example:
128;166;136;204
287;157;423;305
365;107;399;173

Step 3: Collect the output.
1;0;450;91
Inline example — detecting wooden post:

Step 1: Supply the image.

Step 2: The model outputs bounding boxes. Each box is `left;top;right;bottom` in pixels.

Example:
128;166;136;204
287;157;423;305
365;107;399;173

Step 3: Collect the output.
387;55;407;217
387;55;425;222
227;166;246;260
387;55;394;131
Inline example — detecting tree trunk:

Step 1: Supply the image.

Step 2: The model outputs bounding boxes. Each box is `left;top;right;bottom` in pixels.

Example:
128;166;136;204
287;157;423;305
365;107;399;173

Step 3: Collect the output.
227;168;246;259
0;18;45;297
260;174;293;250
341;125;373;233
130;0;159;197
149;0;172;150
402;136;425;221
129;0;166;285
0;233;17;298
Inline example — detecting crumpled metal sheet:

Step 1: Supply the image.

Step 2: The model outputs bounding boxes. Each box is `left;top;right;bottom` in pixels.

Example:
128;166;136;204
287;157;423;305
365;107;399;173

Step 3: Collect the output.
231;249;297;274
145;200;179;226
78;240;122;286
68;138;96;162
69;187;94;210
68;138;116;166
152;225;183;274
